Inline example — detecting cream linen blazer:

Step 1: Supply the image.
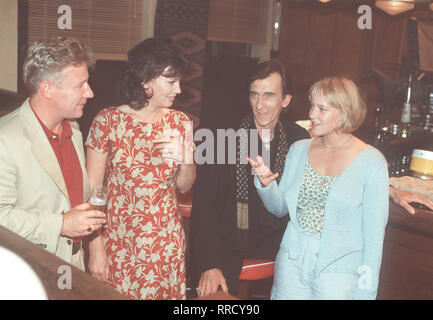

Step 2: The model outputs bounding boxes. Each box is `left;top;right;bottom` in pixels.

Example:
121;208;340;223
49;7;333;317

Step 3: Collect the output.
0;99;90;269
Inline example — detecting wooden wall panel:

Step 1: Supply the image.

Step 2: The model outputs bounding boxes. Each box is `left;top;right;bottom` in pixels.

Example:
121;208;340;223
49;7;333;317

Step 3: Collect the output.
332;11;368;78
279;6;311;83
303;10;338;84
207;0;269;44
372;17;407;79
278;3;433;125
278;5;312;120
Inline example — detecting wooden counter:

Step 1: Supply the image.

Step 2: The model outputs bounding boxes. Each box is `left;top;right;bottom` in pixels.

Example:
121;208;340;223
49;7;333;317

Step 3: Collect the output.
0;225;128;300
1;201;432;300
377;201;433;299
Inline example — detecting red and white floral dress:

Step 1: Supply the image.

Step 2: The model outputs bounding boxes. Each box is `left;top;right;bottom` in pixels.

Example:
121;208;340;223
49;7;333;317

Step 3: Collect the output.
86;107;189;300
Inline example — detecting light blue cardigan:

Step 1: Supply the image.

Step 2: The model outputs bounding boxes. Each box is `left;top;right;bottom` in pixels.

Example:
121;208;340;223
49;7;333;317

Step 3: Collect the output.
255;139;389;300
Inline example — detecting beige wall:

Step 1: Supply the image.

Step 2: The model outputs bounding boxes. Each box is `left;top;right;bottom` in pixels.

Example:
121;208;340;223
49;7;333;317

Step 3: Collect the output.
142;0;157;40
0;0;18;93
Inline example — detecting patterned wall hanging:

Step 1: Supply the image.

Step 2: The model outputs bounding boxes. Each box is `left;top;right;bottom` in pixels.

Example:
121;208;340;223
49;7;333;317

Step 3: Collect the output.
154;0;210;129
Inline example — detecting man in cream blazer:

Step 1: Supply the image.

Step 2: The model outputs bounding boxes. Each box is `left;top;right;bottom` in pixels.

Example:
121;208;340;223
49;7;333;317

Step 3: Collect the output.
0;37;106;270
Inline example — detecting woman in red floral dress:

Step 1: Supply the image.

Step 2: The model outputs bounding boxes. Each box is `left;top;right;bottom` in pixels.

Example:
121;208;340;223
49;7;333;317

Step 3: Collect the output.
85;38;195;300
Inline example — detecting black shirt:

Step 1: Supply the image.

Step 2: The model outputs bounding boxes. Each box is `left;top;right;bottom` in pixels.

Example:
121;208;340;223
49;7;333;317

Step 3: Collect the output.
190;115;309;287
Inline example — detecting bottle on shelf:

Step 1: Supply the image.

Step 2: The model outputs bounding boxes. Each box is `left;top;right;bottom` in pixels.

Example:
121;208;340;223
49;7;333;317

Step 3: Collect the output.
400;153;411;176
374;106;383;129
429;92;433;114
400;74;412;139
426;93;433;132
391;124;400;136
425;114;431;131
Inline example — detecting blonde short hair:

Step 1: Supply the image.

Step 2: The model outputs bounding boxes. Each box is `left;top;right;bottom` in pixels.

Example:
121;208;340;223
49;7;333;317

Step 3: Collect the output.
309;77;366;133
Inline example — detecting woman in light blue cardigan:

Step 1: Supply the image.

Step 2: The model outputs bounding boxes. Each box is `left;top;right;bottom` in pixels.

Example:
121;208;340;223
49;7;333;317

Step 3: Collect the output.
249;77;389;300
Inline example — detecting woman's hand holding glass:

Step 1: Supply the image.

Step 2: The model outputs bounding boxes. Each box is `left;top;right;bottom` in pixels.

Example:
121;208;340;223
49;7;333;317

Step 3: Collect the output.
153;136;195;165
247;155;279;187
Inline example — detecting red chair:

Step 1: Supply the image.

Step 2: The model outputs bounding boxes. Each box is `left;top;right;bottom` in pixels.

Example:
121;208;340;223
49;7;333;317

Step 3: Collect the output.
178;201;192;218
238;258;274;299
177;189;193;218
177;189;193;296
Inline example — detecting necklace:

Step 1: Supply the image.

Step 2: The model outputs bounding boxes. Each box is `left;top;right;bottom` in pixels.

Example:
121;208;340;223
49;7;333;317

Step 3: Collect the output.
321;135;353;150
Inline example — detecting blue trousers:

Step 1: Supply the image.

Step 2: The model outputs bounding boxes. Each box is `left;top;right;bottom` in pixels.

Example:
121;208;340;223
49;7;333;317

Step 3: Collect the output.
271;232;357;300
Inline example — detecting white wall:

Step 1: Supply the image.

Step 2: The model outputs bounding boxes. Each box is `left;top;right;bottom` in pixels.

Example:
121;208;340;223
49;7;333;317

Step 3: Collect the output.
0;0;18;93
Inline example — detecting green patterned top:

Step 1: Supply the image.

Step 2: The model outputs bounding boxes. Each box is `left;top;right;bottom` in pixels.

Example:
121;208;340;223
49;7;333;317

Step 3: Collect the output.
296;159;339;237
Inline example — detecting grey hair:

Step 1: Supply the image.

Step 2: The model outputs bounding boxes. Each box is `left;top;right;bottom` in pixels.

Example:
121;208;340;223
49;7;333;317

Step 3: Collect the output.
23;36;95;96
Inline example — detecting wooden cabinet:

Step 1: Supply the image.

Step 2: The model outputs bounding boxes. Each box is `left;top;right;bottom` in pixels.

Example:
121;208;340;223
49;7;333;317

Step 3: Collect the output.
0;225;127;300
378;202;433;299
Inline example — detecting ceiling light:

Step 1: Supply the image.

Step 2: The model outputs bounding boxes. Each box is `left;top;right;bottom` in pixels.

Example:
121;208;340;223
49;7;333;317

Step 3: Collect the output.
375;0;415;16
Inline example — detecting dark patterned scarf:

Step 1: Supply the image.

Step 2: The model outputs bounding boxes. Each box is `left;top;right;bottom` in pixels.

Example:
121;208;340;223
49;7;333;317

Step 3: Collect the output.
236;114;290;231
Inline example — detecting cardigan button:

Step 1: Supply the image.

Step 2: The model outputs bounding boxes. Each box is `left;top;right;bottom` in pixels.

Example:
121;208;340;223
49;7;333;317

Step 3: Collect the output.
67;240;72;245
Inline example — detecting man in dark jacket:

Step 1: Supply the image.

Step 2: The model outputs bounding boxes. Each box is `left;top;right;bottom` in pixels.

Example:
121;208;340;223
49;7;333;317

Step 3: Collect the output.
190;60;309;296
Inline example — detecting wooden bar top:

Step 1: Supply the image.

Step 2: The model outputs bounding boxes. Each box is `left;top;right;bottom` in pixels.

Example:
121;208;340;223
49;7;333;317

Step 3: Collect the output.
1;201;431;300
0;225;128;300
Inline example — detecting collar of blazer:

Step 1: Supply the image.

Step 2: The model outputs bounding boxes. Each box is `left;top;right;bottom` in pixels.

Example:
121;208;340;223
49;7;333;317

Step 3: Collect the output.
19;99;85;203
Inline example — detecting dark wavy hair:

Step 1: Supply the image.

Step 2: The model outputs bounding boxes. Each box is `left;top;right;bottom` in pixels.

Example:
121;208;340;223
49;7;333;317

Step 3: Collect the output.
248;60;293;97
118;37;191;110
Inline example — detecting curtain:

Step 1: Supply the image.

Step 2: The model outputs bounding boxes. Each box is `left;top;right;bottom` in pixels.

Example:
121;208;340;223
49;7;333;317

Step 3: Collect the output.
27;0;152;60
